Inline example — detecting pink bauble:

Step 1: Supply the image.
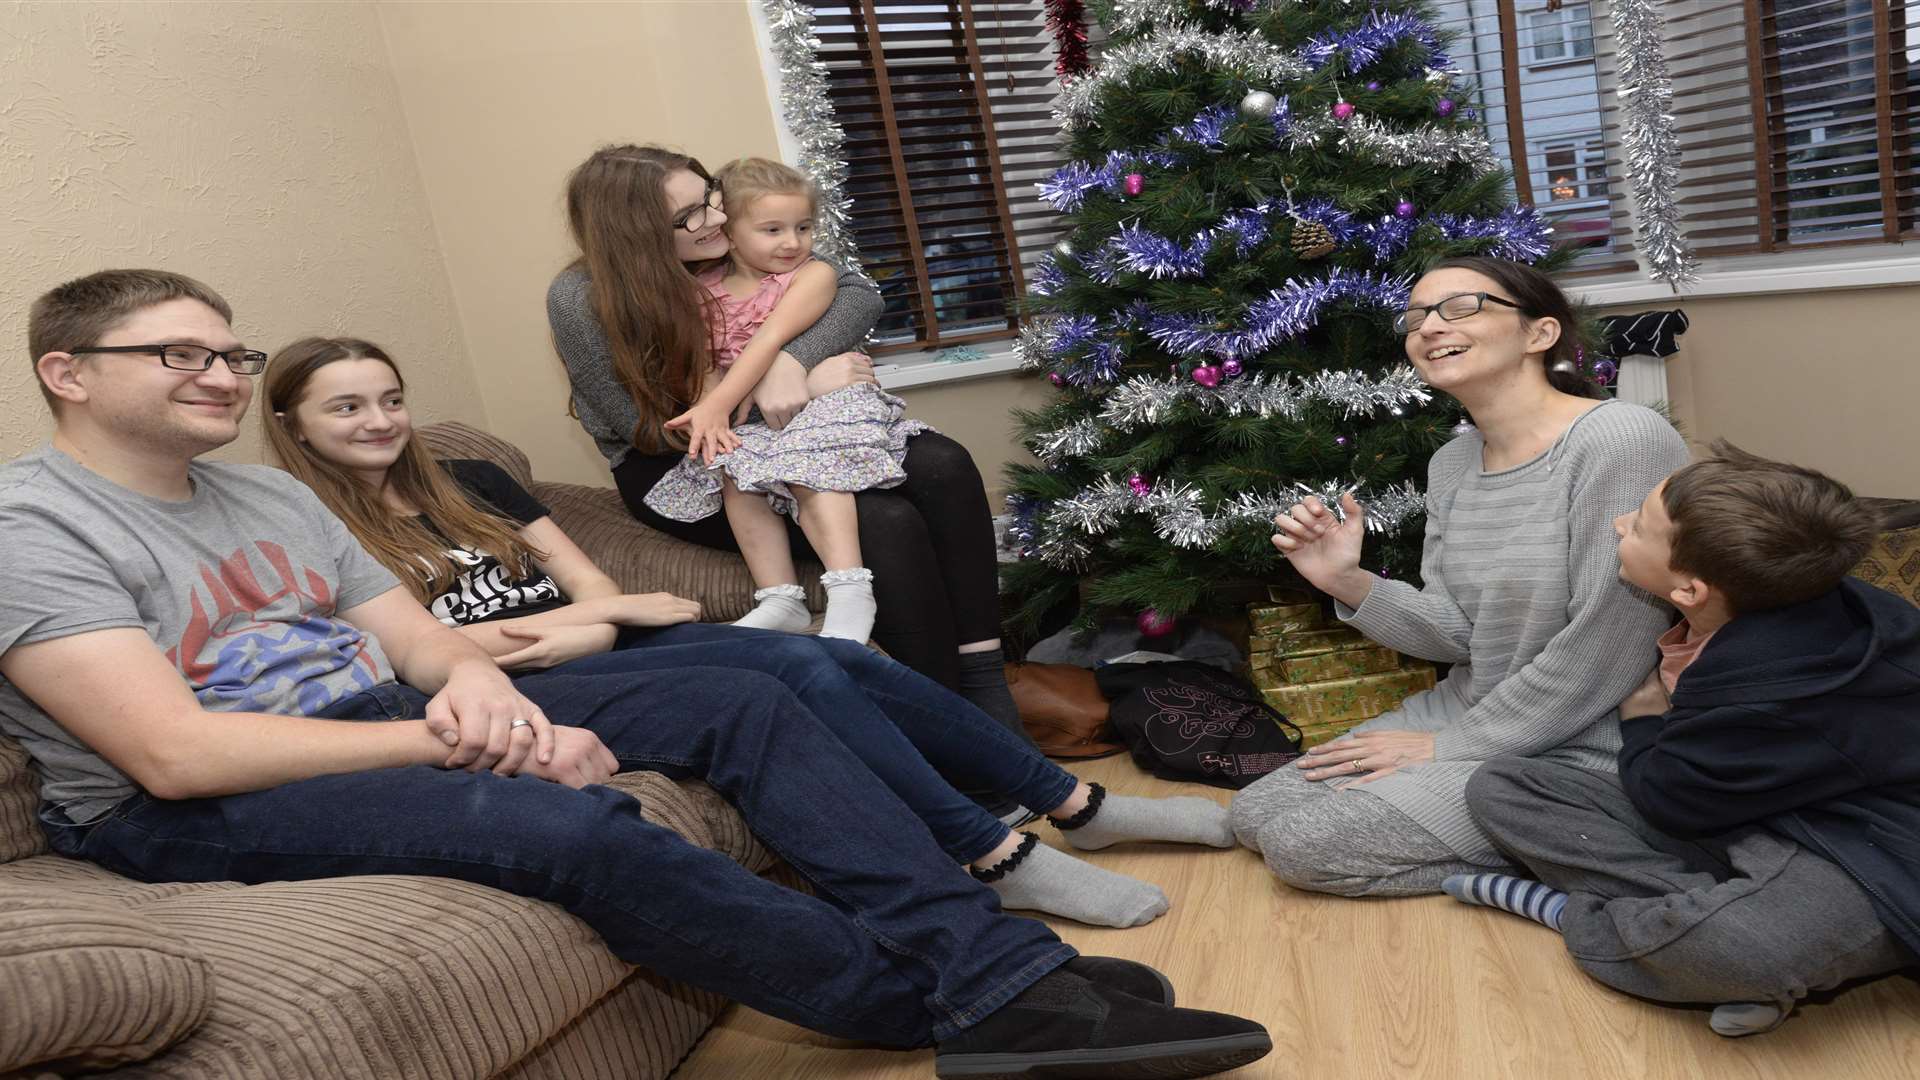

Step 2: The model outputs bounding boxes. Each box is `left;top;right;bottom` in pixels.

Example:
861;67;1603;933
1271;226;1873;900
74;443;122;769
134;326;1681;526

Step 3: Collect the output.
1137;608;1177;638
1123;172;1146;196
1191;364;1222;388
1127;473;1151;496
1332;100;1357;121
1221;358;1244;378
1047;372;1064;386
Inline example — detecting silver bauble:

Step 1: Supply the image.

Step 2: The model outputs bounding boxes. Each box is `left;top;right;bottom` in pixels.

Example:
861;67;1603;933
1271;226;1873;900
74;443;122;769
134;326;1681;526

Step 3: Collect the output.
1053;237;1076;260
1239;90;1279;121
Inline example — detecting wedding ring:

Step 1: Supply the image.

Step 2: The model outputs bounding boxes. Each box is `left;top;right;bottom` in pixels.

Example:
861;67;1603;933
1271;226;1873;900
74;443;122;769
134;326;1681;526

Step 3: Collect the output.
509;718;532;731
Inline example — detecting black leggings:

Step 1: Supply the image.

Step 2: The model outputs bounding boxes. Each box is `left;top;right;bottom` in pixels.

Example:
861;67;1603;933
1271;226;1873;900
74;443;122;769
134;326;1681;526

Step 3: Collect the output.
613;432;1000;688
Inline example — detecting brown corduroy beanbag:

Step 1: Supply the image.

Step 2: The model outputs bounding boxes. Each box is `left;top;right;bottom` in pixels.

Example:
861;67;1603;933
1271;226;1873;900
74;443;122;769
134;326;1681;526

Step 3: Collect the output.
0;888;213;1074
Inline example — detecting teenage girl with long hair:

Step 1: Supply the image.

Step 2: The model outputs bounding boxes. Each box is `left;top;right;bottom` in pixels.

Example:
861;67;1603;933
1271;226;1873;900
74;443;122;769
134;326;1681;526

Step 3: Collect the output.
262;336;1241;928
545;144;1031;751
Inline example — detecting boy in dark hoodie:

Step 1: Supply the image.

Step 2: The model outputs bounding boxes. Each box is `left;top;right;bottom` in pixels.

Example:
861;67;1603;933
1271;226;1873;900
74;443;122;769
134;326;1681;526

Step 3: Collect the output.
1444;441;1919;1036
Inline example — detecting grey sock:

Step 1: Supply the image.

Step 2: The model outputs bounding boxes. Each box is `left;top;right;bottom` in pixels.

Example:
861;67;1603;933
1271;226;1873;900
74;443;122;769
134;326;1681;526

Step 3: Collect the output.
818;567;877;642
1058;794;1235;852
986;837;1170;928
1710;1002;1790;1037
733;584;811;633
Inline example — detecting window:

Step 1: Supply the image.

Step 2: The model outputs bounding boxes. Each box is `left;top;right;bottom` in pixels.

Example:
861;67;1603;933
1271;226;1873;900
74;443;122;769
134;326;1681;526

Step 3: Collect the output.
1667;0;1919;256
1525;3;1597;64
1430;1;1634;274
806;1;1076;355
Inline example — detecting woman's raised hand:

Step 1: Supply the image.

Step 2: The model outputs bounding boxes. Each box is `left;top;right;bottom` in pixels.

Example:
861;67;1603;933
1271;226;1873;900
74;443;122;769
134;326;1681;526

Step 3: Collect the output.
1271;492;1373;605
805;352;877;398
665;401;741;465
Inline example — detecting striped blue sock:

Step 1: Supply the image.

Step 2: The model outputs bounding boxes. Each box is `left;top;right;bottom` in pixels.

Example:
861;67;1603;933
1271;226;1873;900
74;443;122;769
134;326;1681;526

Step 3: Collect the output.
1442;873;1568;931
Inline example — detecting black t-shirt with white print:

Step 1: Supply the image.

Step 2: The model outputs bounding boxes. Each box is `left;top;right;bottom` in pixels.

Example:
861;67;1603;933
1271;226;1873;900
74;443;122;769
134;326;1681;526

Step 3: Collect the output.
425;459;566;626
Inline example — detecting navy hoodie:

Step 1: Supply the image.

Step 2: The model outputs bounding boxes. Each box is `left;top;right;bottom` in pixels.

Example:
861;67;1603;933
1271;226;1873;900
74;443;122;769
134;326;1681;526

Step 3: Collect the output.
1618;578;1920;956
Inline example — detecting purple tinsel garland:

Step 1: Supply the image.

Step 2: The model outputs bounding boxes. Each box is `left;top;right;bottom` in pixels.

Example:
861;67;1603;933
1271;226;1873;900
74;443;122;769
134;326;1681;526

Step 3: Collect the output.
1300;13;1450;75
1145;269;1413;359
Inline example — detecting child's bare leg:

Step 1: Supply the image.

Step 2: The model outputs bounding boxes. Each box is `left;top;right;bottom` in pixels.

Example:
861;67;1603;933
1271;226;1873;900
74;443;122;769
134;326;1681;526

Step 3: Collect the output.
725;478;810;633
791;486;875;643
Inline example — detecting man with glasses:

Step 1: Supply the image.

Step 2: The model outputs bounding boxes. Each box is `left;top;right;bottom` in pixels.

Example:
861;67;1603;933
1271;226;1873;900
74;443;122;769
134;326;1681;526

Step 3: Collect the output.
0;269;1270;1078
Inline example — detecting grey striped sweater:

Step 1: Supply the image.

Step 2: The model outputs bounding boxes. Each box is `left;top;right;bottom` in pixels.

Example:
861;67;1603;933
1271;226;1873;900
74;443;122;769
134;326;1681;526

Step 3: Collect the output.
1338;400;1690;858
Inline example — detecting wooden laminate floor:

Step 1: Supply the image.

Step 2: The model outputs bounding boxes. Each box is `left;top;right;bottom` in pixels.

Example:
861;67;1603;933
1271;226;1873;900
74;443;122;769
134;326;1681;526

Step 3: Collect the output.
676;755;1920;1080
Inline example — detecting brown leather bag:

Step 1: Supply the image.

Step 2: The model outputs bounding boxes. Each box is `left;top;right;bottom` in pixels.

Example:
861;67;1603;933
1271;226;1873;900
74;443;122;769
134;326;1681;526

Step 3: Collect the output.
1005;662;1125;759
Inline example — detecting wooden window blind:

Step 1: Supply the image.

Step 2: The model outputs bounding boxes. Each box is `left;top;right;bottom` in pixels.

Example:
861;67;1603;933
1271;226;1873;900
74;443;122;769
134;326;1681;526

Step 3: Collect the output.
813;1;1075;354
1431;1;1640;275
1666;0;1917;255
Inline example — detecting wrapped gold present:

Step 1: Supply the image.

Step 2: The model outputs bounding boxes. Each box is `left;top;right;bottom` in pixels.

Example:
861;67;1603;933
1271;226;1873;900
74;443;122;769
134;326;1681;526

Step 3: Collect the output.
1259;664;1437;726
1247;601;1322;636
1267;641;1405;684
1251;626;1366;659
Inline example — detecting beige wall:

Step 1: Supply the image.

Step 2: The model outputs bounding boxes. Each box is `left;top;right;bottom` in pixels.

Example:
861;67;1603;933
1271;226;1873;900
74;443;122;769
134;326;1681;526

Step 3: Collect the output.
0;2;483;466
1599;283;1920;499
892;372;1055;503
377;0;784;486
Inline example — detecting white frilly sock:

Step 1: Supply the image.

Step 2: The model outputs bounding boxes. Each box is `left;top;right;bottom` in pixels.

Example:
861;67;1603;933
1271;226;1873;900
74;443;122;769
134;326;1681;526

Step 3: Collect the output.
733;584;811;634
818;567;877;643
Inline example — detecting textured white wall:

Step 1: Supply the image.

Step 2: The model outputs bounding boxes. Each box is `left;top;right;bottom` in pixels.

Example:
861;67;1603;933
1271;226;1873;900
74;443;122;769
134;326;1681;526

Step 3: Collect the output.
0;2;485;465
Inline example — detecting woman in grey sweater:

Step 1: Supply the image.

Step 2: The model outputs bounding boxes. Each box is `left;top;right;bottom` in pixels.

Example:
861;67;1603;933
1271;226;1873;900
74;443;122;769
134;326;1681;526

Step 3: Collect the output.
546;145;1030;744
1229;256;1689;896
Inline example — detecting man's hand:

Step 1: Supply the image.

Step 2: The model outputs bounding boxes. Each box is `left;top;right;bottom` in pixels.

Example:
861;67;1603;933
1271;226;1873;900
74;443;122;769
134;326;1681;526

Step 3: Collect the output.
494;623;617;671
804;352;877;398
512;726;620;789
424;659;554;772
748;352;811;430
1620;668;1671;720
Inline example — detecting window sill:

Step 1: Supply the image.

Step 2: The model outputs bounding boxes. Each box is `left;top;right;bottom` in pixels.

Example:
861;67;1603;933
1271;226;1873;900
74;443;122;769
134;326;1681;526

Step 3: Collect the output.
875;345;1026;390
1572;244;1920;307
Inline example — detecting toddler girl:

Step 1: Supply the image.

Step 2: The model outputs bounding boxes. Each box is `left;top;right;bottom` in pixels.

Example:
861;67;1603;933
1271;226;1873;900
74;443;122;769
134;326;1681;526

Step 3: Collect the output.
647;157;928;643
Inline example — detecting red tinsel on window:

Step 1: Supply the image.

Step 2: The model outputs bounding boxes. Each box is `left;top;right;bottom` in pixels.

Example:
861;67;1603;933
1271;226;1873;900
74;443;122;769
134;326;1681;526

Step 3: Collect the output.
1044;0;1091;80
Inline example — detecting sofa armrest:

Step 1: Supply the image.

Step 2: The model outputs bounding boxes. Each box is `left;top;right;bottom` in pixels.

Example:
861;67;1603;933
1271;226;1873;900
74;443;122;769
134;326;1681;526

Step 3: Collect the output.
0;884;213;1074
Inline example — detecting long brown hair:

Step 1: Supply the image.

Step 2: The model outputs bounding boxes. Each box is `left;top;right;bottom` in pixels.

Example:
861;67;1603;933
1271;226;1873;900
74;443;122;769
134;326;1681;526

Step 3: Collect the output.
1426;256;1607;400
263;336;544;602
564;144;717;452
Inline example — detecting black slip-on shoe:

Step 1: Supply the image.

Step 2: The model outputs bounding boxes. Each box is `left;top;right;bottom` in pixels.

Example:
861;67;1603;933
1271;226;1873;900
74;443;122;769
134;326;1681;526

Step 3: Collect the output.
934;968;1270;1079
1063;956;1174;1006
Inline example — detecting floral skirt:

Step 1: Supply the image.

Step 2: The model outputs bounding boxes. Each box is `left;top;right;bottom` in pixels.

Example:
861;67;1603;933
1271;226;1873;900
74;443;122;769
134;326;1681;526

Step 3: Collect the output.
643;384;933;523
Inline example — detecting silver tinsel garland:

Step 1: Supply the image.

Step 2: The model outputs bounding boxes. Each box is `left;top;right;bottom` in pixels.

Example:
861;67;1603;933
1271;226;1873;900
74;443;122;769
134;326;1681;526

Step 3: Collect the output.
1095;368;1431;431
1608;0;1698;289
1335;114;1495;173
1056;24;1311;128
1029;477;1426;564
762;0;862;269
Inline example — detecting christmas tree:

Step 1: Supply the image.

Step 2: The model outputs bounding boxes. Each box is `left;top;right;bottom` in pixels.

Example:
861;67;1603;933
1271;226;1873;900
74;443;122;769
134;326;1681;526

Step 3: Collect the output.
1001;0;1588;642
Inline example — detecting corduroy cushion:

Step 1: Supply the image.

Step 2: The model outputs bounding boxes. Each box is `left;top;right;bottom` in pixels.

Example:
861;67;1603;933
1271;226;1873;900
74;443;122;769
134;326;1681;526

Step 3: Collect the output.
0;735;44;864
0;886;213;1075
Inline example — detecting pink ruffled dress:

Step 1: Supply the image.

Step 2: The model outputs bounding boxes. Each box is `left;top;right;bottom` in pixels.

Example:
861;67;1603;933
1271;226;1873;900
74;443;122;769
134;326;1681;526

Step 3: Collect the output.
643;259;930;523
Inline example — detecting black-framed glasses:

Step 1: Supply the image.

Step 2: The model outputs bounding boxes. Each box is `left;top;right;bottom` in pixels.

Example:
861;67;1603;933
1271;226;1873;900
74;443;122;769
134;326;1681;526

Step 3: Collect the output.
69;344;270;375
1391;292;1523;335
672;177;725;234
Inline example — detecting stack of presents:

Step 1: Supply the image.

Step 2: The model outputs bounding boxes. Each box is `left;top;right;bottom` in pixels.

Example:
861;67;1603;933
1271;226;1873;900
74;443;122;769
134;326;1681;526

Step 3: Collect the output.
1244;590;1435;747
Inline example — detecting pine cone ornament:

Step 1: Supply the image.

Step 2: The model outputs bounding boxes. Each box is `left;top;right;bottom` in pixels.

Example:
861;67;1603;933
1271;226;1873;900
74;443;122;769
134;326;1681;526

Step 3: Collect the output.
1290;218;1336;259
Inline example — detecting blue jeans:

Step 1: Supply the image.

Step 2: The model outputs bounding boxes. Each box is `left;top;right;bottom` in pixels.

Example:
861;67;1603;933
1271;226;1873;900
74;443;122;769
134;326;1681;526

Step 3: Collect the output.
593;622;1077;863
45;667;1072;1045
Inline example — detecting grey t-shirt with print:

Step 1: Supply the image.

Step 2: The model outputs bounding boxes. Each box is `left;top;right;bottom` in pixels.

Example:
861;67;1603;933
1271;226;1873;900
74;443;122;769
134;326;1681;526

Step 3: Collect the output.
0;446;403;823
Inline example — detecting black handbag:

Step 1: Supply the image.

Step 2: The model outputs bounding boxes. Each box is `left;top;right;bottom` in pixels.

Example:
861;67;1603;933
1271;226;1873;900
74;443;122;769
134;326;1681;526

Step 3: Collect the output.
1095;661;1302;789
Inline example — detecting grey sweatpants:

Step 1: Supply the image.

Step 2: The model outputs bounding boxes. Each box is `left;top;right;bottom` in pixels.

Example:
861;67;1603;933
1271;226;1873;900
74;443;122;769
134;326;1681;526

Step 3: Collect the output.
1468;757;1915;1009
1229;763;1511;897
